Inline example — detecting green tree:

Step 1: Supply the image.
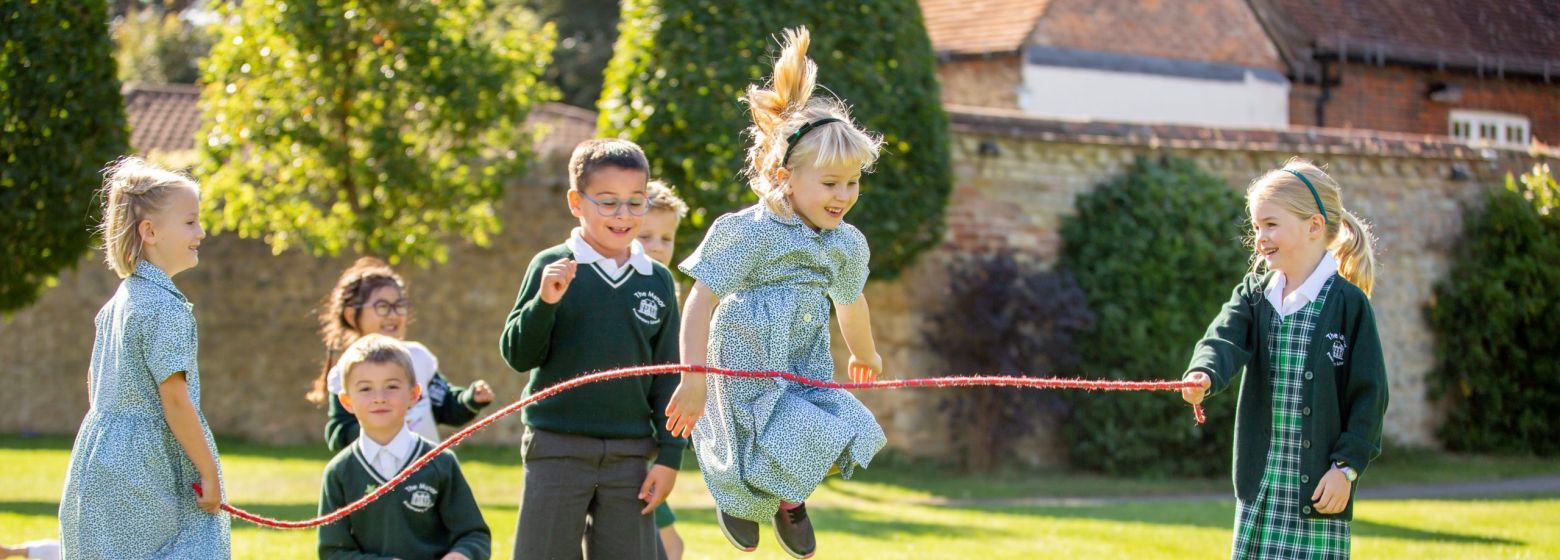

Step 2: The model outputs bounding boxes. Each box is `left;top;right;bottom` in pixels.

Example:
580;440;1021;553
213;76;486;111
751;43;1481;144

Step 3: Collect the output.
599;0;951;279
113;4;212;84
199;0;556;263
528;0;619;109
1428;163;1560;455
1059;156;1250;475
1;1;129;312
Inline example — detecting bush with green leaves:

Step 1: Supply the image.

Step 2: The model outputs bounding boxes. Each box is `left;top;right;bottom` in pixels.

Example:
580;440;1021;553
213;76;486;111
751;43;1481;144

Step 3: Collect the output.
1059;156;1250;475
199;0;555;264
112;4;212;84
528;0;619;109
1;1;129;312
599;0;950;279
1428;163;1559;456
928;253;1094;471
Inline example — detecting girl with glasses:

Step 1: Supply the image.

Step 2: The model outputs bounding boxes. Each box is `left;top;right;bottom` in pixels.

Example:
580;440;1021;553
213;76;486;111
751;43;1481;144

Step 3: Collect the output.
307;257;497;452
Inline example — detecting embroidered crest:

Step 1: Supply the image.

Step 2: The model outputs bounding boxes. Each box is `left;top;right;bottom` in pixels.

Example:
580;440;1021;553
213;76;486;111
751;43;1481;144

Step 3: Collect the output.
403;483;438;513
1325;332;1347;366
633;291;666;324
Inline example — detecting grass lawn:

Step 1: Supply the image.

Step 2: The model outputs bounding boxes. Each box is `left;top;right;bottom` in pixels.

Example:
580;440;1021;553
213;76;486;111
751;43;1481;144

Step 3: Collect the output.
3;435;1558;559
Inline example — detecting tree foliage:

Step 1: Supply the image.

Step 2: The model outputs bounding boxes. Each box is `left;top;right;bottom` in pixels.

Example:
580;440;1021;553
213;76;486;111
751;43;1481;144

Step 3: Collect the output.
199;0;555;263
1;1;129;312
599;0;951;278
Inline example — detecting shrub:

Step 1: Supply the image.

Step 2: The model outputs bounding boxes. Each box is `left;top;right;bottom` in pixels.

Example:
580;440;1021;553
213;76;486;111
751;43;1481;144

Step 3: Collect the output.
1428;163;1560;455
1059;156;1250;475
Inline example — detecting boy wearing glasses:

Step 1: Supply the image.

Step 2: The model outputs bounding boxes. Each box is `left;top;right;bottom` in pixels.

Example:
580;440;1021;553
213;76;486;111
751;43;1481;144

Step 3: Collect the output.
500;138;686;560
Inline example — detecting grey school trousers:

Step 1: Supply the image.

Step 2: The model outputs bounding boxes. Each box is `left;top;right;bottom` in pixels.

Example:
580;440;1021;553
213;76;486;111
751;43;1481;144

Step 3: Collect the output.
514;428;659;560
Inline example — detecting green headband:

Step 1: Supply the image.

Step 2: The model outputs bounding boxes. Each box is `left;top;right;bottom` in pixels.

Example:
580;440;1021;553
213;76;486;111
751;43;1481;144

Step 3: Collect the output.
1283;168;1329;224
782;117;843;166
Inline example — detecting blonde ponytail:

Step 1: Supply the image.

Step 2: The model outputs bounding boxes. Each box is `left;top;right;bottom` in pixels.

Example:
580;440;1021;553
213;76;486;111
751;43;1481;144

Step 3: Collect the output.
1333;208;1377;297
742;27;882;217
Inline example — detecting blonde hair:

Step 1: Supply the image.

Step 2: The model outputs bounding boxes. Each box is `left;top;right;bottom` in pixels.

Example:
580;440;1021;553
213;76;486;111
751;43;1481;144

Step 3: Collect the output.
98;156;200;278
1247;157;1377;296
335;333;416;392
744;27;883;217
647;180;689;218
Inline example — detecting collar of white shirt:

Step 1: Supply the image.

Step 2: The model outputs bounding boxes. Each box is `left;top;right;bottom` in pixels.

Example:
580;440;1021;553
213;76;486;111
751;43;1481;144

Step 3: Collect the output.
358;425;417;480
1265;252;1339;317
566;227;654;278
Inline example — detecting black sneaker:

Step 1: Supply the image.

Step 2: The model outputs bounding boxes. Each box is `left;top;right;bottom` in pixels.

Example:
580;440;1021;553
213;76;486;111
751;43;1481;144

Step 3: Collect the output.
772;503;817;559
717;507;760;552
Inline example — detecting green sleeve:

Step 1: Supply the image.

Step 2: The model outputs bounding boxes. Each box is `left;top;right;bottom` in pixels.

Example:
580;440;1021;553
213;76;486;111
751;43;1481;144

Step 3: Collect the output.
317;467;394;560
439;456;493;560
1331;300;1389;476
648;271;686;470
324;394;360;453
430;371;485;427
1187;275;1262;398
500;252;562;374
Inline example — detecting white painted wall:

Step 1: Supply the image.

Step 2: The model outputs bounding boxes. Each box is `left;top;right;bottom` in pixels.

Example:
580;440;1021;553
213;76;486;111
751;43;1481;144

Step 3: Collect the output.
1019;64;1290;128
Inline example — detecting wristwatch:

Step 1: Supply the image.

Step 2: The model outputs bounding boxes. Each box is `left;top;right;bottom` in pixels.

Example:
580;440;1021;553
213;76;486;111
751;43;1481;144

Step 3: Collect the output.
1333;461;1358;482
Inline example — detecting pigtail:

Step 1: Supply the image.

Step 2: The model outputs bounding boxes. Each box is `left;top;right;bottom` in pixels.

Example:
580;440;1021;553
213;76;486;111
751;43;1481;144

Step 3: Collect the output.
1333;208;1377;297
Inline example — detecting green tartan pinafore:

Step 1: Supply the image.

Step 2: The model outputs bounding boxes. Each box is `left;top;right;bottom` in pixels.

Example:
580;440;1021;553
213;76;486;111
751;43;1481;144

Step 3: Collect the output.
1232;275;1350;560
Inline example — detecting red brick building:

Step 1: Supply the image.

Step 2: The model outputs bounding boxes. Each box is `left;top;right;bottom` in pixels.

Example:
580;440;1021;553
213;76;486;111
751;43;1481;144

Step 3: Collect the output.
923;0;1560;145
1250;0;1558;146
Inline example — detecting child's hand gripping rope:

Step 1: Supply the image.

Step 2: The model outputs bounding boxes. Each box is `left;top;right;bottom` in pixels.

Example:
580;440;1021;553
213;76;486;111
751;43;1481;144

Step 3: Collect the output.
195;364;1206;528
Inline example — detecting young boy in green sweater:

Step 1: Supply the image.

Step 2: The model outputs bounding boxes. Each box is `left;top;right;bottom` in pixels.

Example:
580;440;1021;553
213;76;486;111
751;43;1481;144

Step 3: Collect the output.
318;334;491;560
500;138;685;560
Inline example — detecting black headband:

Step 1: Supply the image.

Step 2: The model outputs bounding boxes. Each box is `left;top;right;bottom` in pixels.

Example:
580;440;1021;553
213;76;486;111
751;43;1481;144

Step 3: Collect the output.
1283;168;1329;224
782;118;843;165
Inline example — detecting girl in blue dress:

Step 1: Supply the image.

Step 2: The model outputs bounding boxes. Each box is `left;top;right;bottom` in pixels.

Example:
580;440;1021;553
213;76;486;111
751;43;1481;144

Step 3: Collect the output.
663;27;887;559
59;157;230;559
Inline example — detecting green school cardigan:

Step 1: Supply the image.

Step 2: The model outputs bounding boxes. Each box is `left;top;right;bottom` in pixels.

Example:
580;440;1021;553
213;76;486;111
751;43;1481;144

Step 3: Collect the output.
1188;271;1389;521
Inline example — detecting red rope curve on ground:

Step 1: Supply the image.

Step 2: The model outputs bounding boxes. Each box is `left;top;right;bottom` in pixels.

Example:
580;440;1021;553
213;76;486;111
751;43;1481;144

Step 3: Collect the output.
197;364;1205;529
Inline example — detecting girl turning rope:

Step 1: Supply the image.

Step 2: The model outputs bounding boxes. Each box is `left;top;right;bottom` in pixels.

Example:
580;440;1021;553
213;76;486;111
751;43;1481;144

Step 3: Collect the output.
1182;159;1389;560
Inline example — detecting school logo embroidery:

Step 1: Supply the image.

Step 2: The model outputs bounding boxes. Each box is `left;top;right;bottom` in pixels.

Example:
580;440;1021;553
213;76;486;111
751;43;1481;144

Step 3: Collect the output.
403;483;438;513
633;291;666;325
1325;333;1348;366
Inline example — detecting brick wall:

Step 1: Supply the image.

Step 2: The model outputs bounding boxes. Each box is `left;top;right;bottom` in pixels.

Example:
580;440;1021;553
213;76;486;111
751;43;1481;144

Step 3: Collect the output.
1289;63;1560;143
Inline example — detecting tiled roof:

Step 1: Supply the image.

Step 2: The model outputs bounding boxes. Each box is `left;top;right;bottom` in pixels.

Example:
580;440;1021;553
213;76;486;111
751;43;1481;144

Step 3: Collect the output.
947;104;1558;159
920;0;1054;55
120;81;597;159
122;82;202;154
1251;0;1560;78
1029;0;1282;70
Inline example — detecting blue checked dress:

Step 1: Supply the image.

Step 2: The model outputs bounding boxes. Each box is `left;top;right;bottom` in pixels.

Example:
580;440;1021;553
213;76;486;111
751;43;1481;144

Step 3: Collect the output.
1232;275;1350;559
59;260;230;559
679;204;887;522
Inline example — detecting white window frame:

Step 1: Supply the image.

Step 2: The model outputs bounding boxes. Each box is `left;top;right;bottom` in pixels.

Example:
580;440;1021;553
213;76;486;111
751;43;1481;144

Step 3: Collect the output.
1449;110;1530;148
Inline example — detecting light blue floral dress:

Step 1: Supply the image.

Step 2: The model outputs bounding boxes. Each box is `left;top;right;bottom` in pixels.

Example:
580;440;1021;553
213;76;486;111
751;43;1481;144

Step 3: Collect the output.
679;203;887;522
59;260;230;559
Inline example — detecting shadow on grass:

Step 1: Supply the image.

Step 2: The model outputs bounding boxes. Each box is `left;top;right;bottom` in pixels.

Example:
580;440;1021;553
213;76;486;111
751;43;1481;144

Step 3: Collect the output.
0;501;58;516
966;501;1521;546
667;505;1024;540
